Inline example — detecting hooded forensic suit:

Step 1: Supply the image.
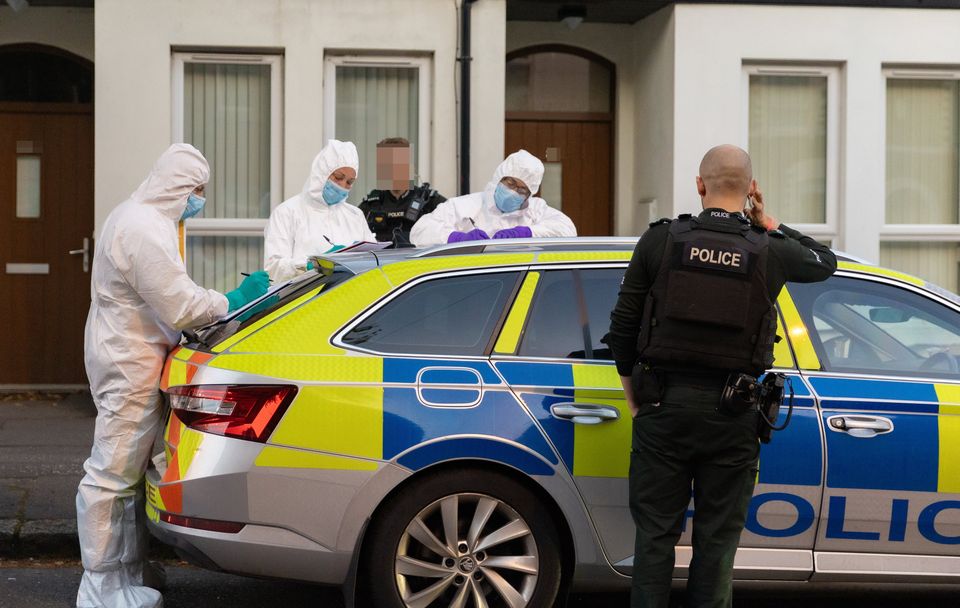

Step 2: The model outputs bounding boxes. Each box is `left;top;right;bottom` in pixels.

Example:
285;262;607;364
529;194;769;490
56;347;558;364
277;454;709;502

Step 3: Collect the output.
410;150;577;247
264;140;375;282
76;144;229;608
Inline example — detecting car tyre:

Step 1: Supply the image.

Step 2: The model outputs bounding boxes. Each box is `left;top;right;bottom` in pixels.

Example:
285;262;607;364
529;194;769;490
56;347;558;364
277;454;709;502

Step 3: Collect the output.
364;468;562;608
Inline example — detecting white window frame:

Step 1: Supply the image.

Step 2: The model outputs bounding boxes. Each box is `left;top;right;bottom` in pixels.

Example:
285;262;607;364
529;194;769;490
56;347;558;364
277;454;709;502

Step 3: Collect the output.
741;64;841;243
171;51;283;237
880;66;960;243
322;54;432;185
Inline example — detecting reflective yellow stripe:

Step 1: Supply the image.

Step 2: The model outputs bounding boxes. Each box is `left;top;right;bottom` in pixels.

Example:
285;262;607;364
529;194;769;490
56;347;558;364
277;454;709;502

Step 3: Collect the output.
772;310;794;369
934;384;960;493
778;290;820;370
209;354;382;383
838;262;924;286
173;348;193;361
232;269;393;355
213;286;324;354
570;364;631;479
255;446;378;471
177;426;204;480
268;386;383;461
382;254;534;287
146;478;167;513
167;358;188;387
537;251;631;262
146;501;160;524
494;272;540;354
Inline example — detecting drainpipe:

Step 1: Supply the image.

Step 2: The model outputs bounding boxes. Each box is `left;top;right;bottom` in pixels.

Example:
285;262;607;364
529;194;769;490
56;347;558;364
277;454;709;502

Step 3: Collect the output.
458;0;478;195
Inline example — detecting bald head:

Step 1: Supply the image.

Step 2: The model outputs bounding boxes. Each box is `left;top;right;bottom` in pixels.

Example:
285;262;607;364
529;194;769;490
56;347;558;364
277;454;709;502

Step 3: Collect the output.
698;145;753;198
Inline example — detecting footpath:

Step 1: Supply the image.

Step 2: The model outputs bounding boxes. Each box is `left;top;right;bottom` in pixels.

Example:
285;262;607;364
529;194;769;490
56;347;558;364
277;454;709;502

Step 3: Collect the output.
0;391;92;558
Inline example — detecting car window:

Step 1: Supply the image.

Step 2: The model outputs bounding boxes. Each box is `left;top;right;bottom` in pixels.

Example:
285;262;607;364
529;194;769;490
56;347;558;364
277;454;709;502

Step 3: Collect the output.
789;276;960;378
342;271;520;356
518;267;623;360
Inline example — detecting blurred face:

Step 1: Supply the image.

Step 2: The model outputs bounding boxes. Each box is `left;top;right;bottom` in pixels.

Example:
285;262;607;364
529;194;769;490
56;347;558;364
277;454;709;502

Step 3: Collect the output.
376;145;413;191
329;167;357;190
500;176;531;199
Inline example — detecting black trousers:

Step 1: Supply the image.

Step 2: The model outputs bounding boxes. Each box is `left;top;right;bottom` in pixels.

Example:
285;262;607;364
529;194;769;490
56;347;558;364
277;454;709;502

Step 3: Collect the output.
629;397;759;608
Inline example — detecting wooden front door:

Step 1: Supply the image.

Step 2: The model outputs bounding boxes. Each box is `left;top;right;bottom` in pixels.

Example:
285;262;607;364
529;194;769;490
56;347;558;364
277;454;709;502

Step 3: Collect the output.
505;117;613;236
0;104;94;384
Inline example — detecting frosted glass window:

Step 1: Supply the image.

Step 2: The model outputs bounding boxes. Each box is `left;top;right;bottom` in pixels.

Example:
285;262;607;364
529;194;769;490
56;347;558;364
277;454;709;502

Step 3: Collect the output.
540;162;562;210
183;62;272;219
885;79;959;224
335;65;419;204
506;52;611;113
187;236;265;293
749;75;828;224
880;242;960;293
16;155;40;218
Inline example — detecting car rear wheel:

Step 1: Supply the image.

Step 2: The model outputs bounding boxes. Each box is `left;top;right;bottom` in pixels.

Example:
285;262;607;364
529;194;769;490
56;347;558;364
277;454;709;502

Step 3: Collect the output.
365;469;562;608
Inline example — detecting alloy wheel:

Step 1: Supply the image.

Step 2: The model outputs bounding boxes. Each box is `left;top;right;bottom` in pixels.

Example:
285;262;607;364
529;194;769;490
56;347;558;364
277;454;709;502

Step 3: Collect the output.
394;492;540;608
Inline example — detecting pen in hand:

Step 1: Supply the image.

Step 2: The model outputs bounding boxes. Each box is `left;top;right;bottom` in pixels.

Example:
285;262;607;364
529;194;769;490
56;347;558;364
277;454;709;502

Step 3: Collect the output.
241;272;273;284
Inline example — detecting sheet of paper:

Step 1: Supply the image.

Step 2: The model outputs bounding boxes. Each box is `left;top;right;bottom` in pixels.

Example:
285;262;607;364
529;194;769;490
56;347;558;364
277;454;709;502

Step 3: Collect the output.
332;241;393;253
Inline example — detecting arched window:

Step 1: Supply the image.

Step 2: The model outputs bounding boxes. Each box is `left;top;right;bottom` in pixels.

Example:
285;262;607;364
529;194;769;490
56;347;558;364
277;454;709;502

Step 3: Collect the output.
506;48;612;115
0;45;93;104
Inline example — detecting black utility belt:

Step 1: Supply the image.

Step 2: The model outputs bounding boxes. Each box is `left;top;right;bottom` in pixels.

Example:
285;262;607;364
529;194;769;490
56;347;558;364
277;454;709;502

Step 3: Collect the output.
631;364;793;444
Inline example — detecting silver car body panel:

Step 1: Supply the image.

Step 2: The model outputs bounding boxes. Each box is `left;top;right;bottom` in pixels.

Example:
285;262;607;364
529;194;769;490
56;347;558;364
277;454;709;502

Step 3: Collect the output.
145;241;960;598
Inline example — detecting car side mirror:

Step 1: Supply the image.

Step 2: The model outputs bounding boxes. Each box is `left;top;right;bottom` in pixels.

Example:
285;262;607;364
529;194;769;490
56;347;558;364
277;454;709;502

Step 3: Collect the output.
869;307;912;323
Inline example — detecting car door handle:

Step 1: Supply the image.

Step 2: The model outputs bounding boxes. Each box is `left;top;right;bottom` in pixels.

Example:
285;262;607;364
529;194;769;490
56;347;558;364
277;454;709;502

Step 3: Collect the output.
551;403;620;425
827;415;894;438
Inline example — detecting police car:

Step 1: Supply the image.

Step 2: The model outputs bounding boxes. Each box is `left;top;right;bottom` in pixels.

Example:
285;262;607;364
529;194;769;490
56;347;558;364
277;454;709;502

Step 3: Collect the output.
145;238;960;607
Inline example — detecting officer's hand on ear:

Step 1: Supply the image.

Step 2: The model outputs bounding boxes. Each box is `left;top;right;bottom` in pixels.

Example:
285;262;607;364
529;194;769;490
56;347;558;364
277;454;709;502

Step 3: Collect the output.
747;188;779;231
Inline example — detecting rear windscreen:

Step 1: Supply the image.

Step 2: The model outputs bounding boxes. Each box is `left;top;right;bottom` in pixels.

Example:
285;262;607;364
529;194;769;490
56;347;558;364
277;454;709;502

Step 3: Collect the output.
185;270;354;350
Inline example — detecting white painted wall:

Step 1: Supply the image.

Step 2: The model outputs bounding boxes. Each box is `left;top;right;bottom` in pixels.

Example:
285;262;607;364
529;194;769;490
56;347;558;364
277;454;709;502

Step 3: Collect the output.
631;7;675;234
506;20;638;235
0;6;93;61
673;4;960;262
94;0;505;232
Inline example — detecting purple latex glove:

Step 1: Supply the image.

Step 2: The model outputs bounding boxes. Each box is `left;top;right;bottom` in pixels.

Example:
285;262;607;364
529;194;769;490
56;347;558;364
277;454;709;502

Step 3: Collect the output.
492;226;533;239
447;228;490;243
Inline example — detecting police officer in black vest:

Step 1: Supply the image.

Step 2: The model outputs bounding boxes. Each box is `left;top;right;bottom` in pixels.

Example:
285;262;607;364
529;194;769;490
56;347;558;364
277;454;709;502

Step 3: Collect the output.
360;137;446;247
609;145;836;608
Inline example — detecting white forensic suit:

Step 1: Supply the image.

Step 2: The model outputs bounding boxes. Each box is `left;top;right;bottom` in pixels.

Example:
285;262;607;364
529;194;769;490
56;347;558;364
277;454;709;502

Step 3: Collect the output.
410;150;577;247
76;144;229;608
263;140;375;282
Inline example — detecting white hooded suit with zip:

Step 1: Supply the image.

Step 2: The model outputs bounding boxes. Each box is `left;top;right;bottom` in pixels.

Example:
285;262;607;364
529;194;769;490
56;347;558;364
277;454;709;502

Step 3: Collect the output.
263;140;374;282
76;144;228;608
410;150;577;247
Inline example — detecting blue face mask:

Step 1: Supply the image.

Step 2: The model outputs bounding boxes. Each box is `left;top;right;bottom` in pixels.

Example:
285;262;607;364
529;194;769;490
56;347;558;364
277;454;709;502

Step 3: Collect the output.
494;182;528;214
322;179;350;205
181;192;205;220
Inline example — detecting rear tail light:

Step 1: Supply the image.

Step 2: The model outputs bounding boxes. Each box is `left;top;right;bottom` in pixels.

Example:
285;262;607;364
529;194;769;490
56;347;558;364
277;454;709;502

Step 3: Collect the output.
167;385;297;443
159;511;245;534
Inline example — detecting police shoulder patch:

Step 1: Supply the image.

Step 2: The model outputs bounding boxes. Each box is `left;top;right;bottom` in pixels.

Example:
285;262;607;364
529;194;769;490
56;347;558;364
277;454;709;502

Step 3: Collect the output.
648;217;672;228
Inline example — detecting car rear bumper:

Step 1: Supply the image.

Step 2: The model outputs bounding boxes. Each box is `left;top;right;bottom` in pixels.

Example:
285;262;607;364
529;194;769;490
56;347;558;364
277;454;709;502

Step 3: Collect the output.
145;467;353;585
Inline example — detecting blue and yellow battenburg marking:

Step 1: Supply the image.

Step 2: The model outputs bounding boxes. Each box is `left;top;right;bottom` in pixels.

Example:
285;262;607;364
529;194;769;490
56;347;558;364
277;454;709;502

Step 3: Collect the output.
810;376;960;493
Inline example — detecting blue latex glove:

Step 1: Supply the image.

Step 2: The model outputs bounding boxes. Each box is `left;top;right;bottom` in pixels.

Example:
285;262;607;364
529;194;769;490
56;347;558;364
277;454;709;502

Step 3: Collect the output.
493;226;533;239
226;270;270;312
447;228;490;243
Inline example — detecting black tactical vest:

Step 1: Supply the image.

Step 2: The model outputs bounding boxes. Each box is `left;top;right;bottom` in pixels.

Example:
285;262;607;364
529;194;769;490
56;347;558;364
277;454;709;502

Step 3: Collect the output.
637;215;776;375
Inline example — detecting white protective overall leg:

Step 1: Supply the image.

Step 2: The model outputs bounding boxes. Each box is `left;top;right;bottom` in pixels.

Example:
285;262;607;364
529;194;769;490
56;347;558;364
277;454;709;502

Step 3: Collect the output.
76;144;230;608
76;388;164;608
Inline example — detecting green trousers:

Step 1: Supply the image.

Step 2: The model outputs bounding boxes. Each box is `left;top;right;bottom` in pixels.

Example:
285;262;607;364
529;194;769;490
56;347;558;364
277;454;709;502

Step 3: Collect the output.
629;397;759;608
